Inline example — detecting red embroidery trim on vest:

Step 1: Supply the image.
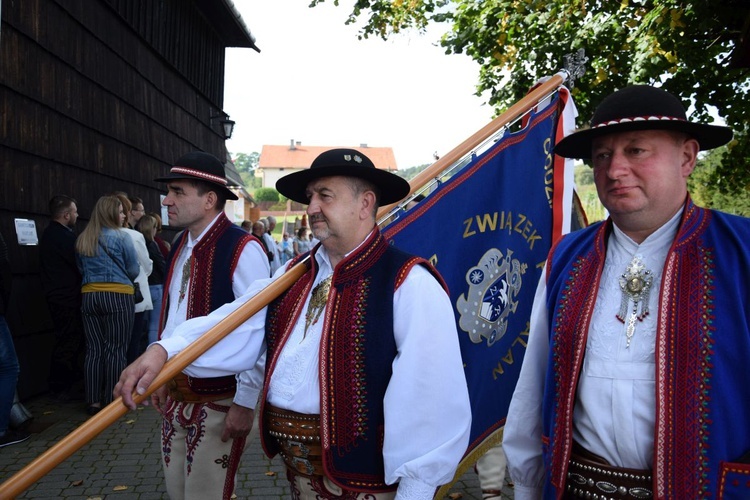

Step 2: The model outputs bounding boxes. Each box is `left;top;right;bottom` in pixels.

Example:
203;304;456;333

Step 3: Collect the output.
548;224;606;489
329;274;370;452
656;206;715;497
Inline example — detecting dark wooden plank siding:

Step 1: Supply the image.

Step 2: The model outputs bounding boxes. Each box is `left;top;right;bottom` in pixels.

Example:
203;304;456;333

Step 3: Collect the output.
105;0;226;107
0;0;239;397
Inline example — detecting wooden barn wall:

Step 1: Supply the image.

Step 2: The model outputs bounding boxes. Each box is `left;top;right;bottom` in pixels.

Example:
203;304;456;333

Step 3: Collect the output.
0;0;232;398
105;0;226;107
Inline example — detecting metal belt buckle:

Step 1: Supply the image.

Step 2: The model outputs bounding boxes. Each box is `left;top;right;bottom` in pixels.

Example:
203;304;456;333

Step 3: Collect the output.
287;440;310;458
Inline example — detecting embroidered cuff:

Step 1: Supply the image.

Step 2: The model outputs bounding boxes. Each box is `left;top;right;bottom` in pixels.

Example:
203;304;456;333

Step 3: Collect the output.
395;478;436;500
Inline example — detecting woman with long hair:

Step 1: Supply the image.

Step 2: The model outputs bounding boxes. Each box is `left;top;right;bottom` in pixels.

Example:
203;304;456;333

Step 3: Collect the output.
135;214;166;345
75;195;139;415
149;212;171;259
113;194;153;364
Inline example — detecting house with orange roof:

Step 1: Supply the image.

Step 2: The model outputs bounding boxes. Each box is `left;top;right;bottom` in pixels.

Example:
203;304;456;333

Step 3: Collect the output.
257;140;399;191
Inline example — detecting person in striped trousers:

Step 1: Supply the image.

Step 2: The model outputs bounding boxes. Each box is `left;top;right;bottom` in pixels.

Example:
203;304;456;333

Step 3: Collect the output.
75;195;139;415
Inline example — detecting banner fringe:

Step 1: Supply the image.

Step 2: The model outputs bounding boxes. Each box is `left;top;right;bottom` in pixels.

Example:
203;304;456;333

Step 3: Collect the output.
435;428;505;498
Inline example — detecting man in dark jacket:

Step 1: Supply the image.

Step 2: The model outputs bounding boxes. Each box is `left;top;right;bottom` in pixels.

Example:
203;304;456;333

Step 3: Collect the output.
39;195;85;400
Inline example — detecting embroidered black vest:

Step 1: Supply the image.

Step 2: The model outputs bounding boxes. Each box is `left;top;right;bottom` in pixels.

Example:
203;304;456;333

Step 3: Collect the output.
259;229;445;492
159;213;260;332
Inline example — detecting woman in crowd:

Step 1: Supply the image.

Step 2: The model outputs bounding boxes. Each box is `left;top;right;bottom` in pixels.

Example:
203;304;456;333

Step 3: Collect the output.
75;195;139;415
292;227;311;257
136;214;166;345
114;194;152;364
280;232;294;264
149;212;171;259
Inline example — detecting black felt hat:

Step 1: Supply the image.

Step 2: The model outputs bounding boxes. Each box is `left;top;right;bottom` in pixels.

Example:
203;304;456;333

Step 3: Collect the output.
276;148;411;205
555;85;733;159
154;151;238;200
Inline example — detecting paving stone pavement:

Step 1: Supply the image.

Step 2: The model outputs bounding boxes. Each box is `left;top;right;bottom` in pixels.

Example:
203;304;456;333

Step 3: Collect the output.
0;395;514;499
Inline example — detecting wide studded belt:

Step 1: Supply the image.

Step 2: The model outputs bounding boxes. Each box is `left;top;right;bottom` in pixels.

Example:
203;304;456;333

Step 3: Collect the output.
167;373;236;404
264;404;323;477
565;442;653;499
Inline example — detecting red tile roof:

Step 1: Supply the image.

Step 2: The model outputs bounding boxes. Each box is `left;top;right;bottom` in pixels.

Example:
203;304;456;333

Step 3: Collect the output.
258;144;398;171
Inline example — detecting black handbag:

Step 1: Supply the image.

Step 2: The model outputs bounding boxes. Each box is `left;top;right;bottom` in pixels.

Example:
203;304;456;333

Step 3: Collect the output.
98;240;144;304
132;282;145;304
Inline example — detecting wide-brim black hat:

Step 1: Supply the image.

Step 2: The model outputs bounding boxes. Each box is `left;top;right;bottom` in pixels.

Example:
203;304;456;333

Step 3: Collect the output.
154;151;238;200
276;148;411;205
555;85;733;159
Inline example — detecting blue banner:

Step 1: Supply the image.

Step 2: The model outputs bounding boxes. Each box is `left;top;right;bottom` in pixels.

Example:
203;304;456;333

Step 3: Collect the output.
382;94;564;457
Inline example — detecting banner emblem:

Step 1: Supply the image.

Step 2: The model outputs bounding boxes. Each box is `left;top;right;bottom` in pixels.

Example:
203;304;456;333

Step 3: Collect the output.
382;89;571;465
456;248;526;346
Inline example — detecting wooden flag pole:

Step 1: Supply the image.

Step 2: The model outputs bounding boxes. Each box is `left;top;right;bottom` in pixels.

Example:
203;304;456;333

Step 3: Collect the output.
0;261;308;499
0;71;567;498
376;71;567;219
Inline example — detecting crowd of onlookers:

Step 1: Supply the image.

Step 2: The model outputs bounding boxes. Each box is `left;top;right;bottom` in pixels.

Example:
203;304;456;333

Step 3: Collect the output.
0;193;308;447
73;193;169;415
240;216;316;272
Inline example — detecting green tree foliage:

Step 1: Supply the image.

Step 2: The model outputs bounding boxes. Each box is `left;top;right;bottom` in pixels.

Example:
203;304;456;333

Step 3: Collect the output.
311;0;750;202
573;164;593;188
253;187;281;202
233;152;260;173
574;164;606;222
241;172;263;190
232;152;262;190
689;148;750;216
394;163;431;180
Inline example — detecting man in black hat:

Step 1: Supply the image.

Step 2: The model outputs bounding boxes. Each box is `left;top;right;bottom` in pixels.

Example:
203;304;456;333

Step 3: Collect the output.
140;151;270;499
117;148;471;499
503;85;750;499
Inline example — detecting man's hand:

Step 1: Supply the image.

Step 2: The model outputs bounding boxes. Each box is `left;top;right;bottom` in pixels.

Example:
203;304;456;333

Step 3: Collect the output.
221;403;255;442
149;385;169;414
114;345;168;410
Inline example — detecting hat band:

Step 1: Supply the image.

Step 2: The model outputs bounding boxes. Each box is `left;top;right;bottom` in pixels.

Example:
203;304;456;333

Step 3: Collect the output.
171;166;228;185
593;115;687;129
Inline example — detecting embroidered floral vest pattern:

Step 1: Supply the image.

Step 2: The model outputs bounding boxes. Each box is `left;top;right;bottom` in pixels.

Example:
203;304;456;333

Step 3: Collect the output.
260;229;446;492
542;199;750;499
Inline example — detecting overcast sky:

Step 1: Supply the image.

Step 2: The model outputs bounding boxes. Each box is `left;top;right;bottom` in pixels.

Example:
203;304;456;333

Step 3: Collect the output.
223;1;493;169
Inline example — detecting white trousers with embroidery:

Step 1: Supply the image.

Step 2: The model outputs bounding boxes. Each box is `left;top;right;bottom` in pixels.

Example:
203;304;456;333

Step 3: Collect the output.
161;397;246;500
